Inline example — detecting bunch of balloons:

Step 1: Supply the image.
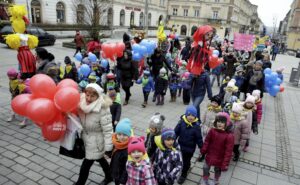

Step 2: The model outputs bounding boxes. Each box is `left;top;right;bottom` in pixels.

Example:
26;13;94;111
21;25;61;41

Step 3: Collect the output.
264;68;284;96
11;75;80;141
101;42;125;61
208;49;224;69
75;52;83;61
132;40;156;62
88;52;97;63
78;64;91;80
168;33;179;40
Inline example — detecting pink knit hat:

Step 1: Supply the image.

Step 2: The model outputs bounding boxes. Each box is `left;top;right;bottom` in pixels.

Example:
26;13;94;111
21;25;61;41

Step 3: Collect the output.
245;93;256;104
128;136;146;154
217;112;231;127
252;90;261;99
7;68;18;78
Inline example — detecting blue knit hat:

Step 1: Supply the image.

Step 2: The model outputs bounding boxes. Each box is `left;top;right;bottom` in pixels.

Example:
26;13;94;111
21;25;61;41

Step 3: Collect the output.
116;118;132;136
161;128;176;141
185;105;197;117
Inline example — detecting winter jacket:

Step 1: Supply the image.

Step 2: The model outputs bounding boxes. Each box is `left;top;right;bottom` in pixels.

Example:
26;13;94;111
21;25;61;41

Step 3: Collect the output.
136;77;155;92
149;54;171;79
175;115;203;154
180;46;191;61
201;108;221;140
277;73;283;81
255;100;263;124
155;75;168;95
211;64;223;75
126;160;157;185
117;58;138;88
61;65;78;82
153;136;183;185
262;61;272;70
181;78;191;90
74;34;84;47
233;117;249;148
233;76;245;90
200;128;234;168
224;55;237;78
104;81;120;93
110;102;122;123
145;130;159;161
37;59;59;83
111;148;128;184
169;75;179;91
245;70;265;97
188;72;212;98
78;94;113;160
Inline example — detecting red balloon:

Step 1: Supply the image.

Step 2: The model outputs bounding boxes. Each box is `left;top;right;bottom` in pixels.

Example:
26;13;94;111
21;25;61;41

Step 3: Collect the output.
54;87;80;112
26;98;58;123
280;85;285;92
57;79;78;91
42;113;67;142
30;74;56;99
209;56;220;69
116;42;125;53
11;94;34;116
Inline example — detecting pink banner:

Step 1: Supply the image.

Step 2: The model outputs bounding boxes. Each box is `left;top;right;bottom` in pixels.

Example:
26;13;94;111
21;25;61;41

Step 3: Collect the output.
233;33;255;51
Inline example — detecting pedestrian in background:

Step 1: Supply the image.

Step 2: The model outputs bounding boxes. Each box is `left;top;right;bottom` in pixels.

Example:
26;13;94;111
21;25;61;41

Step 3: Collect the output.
74;30;85;56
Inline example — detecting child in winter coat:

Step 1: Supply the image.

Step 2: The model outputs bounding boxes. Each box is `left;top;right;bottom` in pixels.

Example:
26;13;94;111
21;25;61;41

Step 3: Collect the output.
231;102;250;161
155;68;168;106
175;105;203;184
201;112;234;185
108;88;122;132
145;113;165;161
252;90;263;124
233;66;246;98
136;70;155;108
181;72;191;105
104;73;120;93
177;61;187;97
218;76;231;99
60;56;78;82
153;128;183;185
126;136;157;185
222;79;238;107
276;67;285;81
7;68;28;128
169;71;179;102
110;118;132;185
211;64;223;87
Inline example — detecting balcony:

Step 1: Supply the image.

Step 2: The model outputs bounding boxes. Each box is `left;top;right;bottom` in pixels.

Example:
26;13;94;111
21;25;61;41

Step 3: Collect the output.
207;18;223;24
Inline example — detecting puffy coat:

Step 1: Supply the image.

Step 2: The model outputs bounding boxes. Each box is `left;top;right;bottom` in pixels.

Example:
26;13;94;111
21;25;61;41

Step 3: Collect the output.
201;109;220;140
78;94;113;160
175;115;203;154
233;118;249;148
136;77;155;92
117;57;138;88
110;148;128;184
155;76;168;95
256;100;263;124
201;128;234;168
224;55;237;78
188;72;212;98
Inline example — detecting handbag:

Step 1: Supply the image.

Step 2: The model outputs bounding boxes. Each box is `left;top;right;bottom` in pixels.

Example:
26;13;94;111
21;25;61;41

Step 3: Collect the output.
59;132;85;159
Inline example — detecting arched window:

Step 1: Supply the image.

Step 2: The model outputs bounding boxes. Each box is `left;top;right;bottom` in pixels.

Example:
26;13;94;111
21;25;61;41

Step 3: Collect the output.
191;25;197;36
180;25;187;35
76;4;84;24
158;15;163;25
107;8;113;26
120;9;125;26
148;13;151;26
130;11;134;26
139;12;144;27
56;2;65;23
31;0;41;23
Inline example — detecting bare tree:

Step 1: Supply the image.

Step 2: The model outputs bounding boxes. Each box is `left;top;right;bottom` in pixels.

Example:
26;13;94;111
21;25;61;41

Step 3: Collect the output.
72;0;111;39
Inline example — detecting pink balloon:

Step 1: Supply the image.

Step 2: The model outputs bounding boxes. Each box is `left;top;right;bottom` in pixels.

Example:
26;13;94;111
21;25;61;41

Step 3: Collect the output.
57;79;78;90
26;98;58;123
11;94;34;116
42;113;67;142
54;87;80;112
30;74;56;99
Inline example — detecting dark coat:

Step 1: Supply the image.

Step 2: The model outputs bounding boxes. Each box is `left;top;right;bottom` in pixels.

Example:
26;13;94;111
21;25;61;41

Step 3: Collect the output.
201;128;234;168
117;58;138;88
149;54;172;79
180;46;191;61
63;65;78;82
145;133;158;162
174;115;203;154
245;70;265;97
188;72;212;98
110;102;121;123
110;148;128;184
224;55;237;78
262;61;272;70
155;76;168;95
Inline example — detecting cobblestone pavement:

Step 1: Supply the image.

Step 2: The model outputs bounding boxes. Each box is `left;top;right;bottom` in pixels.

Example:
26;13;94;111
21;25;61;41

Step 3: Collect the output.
0;41;300;185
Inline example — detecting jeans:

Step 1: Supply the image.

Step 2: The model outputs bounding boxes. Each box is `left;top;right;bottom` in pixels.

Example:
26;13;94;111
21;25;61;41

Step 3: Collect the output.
203;160;221;180
122;86;131;101
192;94;205;120
211;74;221;87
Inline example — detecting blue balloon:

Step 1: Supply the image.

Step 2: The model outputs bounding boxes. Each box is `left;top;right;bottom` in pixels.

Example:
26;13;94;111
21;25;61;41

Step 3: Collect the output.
88;53;97;63
75;53;83;61
132;52;142;62
140;40;149;47
140;46;147;56
213;50;220;56
101;59;109;68
265;86;270;93
80;64;91;77
264;68;272;75
271;85;280;94
132;44;140;52
276;78;282;85
265;74;271;81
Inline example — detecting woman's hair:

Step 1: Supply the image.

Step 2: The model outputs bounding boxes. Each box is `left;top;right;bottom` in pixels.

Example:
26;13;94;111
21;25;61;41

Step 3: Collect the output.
213;115;228;128
85;87;99;98
35;47;55;61
124;49;132;60
125;41;132;50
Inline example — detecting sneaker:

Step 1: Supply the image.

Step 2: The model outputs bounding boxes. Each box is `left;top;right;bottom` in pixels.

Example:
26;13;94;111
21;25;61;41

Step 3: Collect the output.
177;176;186;184
7;114;15;122
99;178;112;185
19;120;27;129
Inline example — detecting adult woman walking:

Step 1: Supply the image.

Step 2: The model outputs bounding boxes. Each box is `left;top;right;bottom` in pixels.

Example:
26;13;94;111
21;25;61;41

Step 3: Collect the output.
117;50;139;105
76;83;113;185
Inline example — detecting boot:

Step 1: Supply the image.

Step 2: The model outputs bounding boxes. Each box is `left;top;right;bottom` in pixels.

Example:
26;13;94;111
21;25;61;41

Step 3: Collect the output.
160;96;165;105
173;95;177;102
123;100;128;106
177;176;186;184
142;101;147;108
156;95;161;106
99;178;112;185
233;151;240;161
7;113;15;122
197;154;205;162
19;119;27;129
152;94;156;102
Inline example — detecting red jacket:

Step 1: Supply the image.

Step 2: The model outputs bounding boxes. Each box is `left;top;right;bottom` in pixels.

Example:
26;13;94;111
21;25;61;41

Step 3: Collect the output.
201;128;234;168
255;100;263;124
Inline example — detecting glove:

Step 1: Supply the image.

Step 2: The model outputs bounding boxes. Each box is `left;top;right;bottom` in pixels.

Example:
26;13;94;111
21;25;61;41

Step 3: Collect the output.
221;165;228;171
105;151;113;158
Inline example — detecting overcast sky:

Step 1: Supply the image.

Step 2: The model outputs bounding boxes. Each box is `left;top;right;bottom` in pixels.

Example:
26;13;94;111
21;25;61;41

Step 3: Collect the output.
249;0;293;27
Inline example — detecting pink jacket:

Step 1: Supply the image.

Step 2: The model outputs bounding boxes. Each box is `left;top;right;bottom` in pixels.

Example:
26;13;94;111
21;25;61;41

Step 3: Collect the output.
256;101;263;124
233;118;249;148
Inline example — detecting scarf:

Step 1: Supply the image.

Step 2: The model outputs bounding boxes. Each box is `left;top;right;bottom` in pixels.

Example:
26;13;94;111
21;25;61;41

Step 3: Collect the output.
230;112;243;121
249;69;263;86
9;79;19;91
79;94;103;113
106;82;115;89
65;65;72;74
182;115;198;127
142;77;149;87
207;105;222;112
112;133;128;155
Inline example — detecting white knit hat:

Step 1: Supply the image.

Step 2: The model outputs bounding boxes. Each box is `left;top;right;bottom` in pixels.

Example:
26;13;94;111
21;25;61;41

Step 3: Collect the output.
252;90;261;99
245;93;256;104
227;79;236;88
276;67;285;73
86;83;103;96
232;102;243;114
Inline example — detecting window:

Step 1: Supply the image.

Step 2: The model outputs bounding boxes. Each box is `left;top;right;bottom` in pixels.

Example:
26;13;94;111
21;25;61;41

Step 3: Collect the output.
180;25;187;35
28;27;38;35
160;0;165;6
183;9;188;17
215;0;220;2
194;9;199;17
148;13;151;26
130;11;134;26
107;8;113;26
31;0;41;23
76;4;85;24
173;8;177;16
120;9;125;26
212;11;218;19
139;12;144;26
56;2;65;23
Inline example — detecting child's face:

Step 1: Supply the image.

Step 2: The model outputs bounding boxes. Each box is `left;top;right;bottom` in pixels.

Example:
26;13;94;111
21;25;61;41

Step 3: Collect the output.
130;150;143;163
116;133;129;142
211;101;219;107
9;76;17;80
216;121;226;130
149;127;157;134
163;138;174;149
186;114;196;122
144;75;148;79
254;63;262;71
245;102;254;109
232;112;240;117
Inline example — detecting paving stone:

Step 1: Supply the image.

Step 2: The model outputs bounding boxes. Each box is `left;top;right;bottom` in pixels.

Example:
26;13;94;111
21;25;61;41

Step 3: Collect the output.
13;133;27;140
55;176;74;185
41;161;60;171
20;143;37;151
39;177;59;185
243;153;260;163
261;169;289;181
16;149;33;158
0;165;12;175
89;172;103;183
56;167;74;178
11;163;29;174
187;172;201;183
44;153;61;163
57;159;76;170
229;178;253;185
5;144;21;152
1;150;18;159
71;174;79;182
257;174;295;185
0;140;9;147
23;170;43;181
4;181;17;185
40;169;59;180
289;176;300;185
232;166;258;184
28;154;47;164
9;138;25;146
14;156;31;166
0;157;16;167
7;172;26;184
46;147;59;154
27;161;45;172
0;175;9;184
236;162;262;173
22;179;39;185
